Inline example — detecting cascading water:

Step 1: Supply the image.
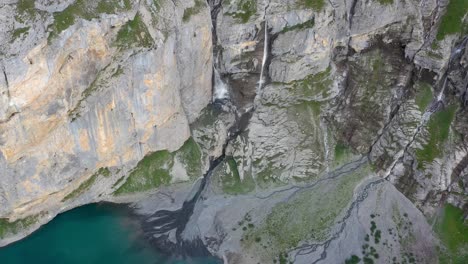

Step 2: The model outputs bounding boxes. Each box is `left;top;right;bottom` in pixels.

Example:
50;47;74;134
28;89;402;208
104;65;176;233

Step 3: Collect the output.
382;37;467;179
213;67;229;100
436;36;468;102
437;77;447;101
257;20;268;91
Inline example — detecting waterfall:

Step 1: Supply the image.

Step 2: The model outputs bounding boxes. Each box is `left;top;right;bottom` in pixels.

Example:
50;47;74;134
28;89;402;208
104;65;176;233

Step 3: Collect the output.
436;36;467;102
437;77;447;101
213;67;229;100
258;20;268;90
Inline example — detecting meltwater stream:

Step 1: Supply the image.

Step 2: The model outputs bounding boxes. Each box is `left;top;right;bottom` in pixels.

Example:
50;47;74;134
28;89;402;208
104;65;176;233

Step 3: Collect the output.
0;204;219;264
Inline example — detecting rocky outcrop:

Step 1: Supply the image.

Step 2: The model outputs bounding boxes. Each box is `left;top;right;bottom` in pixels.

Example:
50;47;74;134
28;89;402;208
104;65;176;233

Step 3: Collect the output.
1;0;467;263
0;0;212;240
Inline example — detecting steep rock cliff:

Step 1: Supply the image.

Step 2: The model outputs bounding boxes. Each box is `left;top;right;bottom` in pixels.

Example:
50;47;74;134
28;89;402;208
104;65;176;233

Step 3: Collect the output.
1;0;468;263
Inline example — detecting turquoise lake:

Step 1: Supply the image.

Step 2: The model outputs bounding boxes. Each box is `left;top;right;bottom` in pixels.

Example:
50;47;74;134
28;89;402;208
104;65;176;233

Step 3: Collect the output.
0;204;220;264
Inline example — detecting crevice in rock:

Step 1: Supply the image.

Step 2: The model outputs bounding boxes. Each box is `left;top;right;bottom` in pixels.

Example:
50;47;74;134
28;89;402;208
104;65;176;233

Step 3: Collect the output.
142;102;250;258
2;66;9;91
140;3;257;257
347;0;359;30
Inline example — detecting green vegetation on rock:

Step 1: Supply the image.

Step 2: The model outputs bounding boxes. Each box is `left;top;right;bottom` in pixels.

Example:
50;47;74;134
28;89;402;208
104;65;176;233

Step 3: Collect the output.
345;255;361;264
280;19;314;34
334;141;353;166
68;63;112;120
114;150;172;195
221;157;255;194
332;49;398;154
436;0;468;40
376;0;394;5
254;158;285;187
10;27;30;42
114;137;203;195
414;82;433;111
175;137;203;179
435;204;468;263
416;105;457;168
298;0;325;12
62;167;110;202
243;164;370;258
0;214;43;239
114;13;154;49
225;0;257;23
48;0;132;41
182;0;205;22
288;67;332;98
16;0;35;14
15;0;37;22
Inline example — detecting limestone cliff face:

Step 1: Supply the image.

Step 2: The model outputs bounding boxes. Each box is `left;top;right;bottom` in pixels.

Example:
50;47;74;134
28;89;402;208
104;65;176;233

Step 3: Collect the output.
0;0;212;223
1;0;468;263
214;0;468;209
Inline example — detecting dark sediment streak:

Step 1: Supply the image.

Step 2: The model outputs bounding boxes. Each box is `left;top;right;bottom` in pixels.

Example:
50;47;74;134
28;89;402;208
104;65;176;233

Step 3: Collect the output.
139;102;251;260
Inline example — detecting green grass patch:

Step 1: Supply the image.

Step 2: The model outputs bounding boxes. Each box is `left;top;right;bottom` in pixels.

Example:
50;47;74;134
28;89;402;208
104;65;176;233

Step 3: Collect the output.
48;0;132;41
244;164;370;257
345;255;361;264
376;0;394;5
15;0;39;23
435;204;468;263
10;27;30;42
175;137;203;179
97;167;111;177
285;67;332;98
221;157;255;194
111;66;124;78
0;213;42;239
62;167;110;201
416;105;457;168
297;0;326;12
436;0;468;40
225;0;257;23
280;18;314;33
114;137;203;195
112;176;126;189
114;13;153;49
114;150;172;195
17;0;35;14
334;141;353;164
182;0;205;22
255;160;284;187
414;82;433;111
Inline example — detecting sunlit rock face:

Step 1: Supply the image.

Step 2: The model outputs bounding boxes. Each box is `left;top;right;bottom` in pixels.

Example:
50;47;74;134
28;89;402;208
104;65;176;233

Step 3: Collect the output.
0;0;212;220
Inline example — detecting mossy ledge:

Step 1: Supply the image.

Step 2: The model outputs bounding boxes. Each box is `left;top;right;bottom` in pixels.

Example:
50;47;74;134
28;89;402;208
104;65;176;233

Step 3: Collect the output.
416;104;457;169
114;12;154;49
221;157;255;195
114;137;203;195
62;167;111;202
435;204;468;263
182;0;205;22
0;213;45;239
47;0;132;41
225;0;257;24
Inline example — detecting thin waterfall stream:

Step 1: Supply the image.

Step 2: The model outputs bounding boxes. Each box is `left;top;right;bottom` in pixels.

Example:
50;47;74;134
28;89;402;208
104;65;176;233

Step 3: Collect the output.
382;38;468;179
258;20;268;91
213;67;229;100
